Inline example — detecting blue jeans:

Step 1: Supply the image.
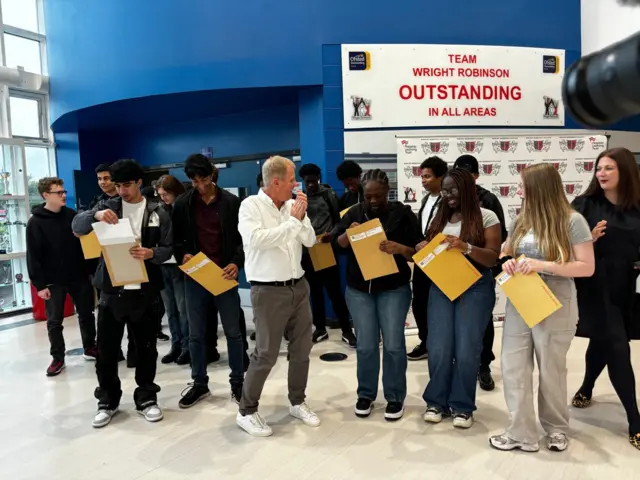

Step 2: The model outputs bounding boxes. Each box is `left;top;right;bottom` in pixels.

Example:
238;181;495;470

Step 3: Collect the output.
160;265;189;351
423;270;495;414
185;277;244;388
345;284;411;403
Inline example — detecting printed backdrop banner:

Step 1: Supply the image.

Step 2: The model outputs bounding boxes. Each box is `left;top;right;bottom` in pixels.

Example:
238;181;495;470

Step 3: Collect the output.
397;133;608;323
342;44;565;129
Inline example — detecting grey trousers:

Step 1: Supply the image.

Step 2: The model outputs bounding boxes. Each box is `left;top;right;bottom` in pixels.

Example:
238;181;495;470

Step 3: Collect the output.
501;276;577;444
239;279;313;415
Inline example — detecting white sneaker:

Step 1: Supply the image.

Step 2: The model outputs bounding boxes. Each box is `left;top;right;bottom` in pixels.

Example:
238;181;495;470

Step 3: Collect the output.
236;412;273;437
489;433;539;452
452;413;474;429
547;433;568;452
92;407;118;428
289;402;321;427
138;404;164;423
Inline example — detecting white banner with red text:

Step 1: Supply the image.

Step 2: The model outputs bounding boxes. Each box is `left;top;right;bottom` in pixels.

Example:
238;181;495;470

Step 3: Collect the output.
342;44;566;129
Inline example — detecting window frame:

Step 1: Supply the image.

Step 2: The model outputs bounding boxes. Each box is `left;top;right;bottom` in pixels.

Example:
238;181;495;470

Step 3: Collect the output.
7;89;47;141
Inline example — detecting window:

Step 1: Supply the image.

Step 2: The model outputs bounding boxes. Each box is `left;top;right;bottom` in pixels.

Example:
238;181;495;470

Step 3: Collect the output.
25;146;52;207
9;94;43;138
3;33;41;74
0;0;39;33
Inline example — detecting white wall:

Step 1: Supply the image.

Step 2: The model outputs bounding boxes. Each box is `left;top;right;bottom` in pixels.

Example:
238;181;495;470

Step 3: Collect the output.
581;0;640;56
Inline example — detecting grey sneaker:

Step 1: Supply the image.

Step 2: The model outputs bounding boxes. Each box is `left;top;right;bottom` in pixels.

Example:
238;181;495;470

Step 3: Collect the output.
489;433;539;452
138;403;164;423
92;407;118;428
547;433;568;452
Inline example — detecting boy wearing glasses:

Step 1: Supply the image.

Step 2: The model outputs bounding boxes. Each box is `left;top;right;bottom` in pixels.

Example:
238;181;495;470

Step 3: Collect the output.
26;177;97;377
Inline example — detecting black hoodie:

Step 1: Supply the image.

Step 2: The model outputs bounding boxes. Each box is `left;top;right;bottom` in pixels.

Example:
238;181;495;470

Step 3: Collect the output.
332;201;423;293
26;204;88;291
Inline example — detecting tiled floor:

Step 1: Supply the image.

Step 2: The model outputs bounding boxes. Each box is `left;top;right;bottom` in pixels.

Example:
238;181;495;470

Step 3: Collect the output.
0;311;639;480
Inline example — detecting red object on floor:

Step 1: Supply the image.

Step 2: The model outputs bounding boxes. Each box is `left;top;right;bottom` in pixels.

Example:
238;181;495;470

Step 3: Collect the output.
31;284;75;321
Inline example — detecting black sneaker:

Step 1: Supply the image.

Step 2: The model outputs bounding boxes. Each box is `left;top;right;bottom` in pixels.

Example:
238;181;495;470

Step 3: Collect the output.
161;346;181;364
478;369;495;391
407;343;428;361
157;331;170;342
384;402;405;421
341;330;357;348
355;398;373;418
176;350;191;365
178;383;211;409
231;385;243;405
313;329;329;343
208;348;221;364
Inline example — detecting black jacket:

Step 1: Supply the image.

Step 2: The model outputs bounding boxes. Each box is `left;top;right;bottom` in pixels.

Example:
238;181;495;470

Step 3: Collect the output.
332;201;423;293
26;205;88;291
338;185;364;211
416;194;442;236
172;187;244;268
72;197;173;294
88;192;118;211
477;185;508;242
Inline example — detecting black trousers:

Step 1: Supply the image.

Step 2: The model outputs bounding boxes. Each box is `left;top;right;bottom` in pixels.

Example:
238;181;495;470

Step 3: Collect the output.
413;267;495;369
94;292;160;410
45;279;96;361
99;287;134;357
207;298;249;352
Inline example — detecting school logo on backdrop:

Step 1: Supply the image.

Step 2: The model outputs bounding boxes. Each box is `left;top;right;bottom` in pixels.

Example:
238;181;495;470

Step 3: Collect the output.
421;141;449;155
403;187;417;203
492;140;518;153
403;165;421;179
543;96;559;119
589;136;607;150
400;139;417;154
351;96;372;121
549;161;568;174
508;162;531;175
492;185;518;198
508;206;522;220
564;183;583;196
480;162;501;176
526;139;551;153
560;138;584;152
457;140;483;154
575;160;595;173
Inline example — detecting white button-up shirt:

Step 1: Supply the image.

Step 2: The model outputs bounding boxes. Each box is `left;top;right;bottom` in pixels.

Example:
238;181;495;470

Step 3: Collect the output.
239;189;317;282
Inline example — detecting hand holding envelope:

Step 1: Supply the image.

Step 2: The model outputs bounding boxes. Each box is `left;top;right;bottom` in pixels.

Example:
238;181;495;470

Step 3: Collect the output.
180;252;238;296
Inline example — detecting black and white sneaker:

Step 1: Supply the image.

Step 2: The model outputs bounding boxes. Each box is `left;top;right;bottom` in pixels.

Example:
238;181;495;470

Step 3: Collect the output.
355;398;373;418
231;385;243;405
407;343;428;361
313;329;329;343
384;402;404;421
453;412;474;429
178;383;211;409
423;405;449;424
341;330;357;348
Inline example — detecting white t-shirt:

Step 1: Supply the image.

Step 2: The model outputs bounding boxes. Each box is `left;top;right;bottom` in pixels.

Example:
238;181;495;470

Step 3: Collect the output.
122;198;147;290
441;207;499;238
421;194;440;233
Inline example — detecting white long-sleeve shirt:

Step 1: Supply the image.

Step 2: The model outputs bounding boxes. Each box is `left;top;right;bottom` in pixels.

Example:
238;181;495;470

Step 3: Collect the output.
238;189;316;282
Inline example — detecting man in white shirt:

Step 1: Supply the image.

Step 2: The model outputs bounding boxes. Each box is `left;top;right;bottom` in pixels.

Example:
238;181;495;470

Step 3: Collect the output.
236;155;320;437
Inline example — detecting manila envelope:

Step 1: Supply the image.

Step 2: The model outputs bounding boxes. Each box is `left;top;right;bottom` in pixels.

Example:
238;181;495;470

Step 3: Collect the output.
496;255;562;328
308;234;337;272
412;233;481;301
180;252;238;296
102;243;149;287
80;231;101;259
347;218;398;281
340;206;353;218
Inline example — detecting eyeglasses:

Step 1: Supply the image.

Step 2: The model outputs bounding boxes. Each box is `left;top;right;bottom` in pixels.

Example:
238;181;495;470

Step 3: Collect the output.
47;190;68;197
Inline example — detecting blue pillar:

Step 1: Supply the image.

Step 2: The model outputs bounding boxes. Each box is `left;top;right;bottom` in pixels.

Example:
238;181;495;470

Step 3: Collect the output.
322;44;345;191
298;86;327;177
54;132;81;208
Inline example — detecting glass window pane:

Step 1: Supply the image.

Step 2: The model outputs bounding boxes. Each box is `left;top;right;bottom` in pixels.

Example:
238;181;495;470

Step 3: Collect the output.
3;34;42;74
9;96;41;138
0;0;39;32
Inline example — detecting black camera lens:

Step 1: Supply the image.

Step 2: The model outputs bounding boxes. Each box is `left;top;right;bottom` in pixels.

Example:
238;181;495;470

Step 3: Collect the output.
563;31;640;127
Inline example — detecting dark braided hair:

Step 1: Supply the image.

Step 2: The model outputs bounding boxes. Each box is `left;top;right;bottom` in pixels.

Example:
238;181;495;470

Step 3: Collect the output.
362;168;389;186
426;168;485;247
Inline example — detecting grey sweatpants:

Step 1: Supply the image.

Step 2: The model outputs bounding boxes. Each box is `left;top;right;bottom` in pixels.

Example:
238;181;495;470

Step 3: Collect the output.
239;279;313;415
501;276;577;444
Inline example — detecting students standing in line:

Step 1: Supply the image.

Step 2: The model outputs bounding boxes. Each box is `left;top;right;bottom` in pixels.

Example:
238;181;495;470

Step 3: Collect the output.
299;163;356;347
489;163;594;453
156;175;191;365
570;147;640;451
73;159;172;428
336;160;364;210
237;156;320;437
453;155;508;391
420;168;501;429
27;178;97;376
172;154;247;408
88;163;119;209
334;169;422;422
407;156;448;361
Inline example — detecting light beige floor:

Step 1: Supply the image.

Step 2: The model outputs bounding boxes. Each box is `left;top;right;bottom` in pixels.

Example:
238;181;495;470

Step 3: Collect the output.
0;312;639;480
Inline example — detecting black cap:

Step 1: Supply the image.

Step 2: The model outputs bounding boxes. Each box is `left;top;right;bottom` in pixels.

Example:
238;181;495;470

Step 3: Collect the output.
453;155;479;175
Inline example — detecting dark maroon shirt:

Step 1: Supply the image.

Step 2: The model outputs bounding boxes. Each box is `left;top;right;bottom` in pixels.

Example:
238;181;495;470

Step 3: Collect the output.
194;193;223;266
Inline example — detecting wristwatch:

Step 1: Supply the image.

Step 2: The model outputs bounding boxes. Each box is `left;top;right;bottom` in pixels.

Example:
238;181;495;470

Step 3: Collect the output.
465;243;473;255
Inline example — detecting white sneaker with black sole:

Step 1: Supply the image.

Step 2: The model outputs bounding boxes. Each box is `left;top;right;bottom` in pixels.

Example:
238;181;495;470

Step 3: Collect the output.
92;407;118;428
355;398;373;418
453;413;473;429
423;405;448;424
236;411;273;437
384;402;404;421
289;402;321;427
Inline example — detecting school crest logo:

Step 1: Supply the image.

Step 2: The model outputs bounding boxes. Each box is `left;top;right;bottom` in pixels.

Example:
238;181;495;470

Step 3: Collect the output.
421;141;449;155
480;163;501;176
457;140;483;154
492;185;518;198
559;138;584;152
492;140;518;153
508;162;531;175
403;165;421;179
551;161;568;174
526;139;552;153
508;206;522;220
575;160;595;174
564;183;583;196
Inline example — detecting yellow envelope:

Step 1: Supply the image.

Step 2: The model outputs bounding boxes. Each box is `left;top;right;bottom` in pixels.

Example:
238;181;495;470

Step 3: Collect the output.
412;233;481;301
308;234;337;271
496;255;562;328
179;252;238;296
80;231;101;259
347;218;399;281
